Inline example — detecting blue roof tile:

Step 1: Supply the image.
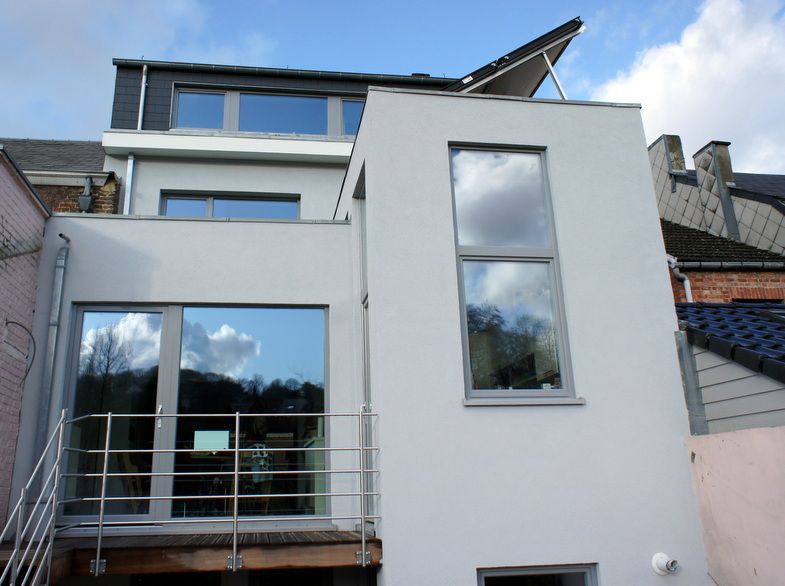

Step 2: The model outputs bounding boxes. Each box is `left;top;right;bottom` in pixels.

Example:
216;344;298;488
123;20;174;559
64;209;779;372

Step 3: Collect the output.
677;302;785;384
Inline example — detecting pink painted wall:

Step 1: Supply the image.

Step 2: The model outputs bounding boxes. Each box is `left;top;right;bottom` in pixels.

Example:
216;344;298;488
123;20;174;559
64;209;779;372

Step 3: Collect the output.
0;153;48;523
688;428;785;586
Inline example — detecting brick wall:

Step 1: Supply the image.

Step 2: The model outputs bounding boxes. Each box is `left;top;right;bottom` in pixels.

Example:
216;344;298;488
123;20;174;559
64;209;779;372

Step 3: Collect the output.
0;158;48;522
36;176;120;214
669;270;785;303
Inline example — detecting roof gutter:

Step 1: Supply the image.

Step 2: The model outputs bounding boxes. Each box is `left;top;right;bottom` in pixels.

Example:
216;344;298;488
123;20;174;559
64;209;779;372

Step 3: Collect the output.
112;58;457;87
673;260;785;270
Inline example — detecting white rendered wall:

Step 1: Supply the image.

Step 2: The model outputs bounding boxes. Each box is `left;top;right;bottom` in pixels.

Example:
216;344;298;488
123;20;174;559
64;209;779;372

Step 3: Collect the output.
104;155;346;220
347;89;711;585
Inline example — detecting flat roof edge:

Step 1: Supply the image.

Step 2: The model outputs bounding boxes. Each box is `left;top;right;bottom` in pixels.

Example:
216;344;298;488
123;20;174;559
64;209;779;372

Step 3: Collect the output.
112;58;457;86
365;86;641;109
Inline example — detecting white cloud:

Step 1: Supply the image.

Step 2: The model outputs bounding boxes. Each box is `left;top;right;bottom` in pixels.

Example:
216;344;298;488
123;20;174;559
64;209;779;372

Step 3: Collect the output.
592;0;785;173
0;0;275;139
180;321;261;379
80;313;162;371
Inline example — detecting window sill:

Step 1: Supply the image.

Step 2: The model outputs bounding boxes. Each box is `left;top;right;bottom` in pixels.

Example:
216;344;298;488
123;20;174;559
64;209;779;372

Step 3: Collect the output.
463;397;586;407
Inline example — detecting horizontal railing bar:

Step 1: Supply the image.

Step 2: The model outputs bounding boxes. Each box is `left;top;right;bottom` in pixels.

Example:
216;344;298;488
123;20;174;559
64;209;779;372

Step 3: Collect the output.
74;491;380;502
72;514;382;527
67;412;378;422
81;446;378;454
63;468;380;478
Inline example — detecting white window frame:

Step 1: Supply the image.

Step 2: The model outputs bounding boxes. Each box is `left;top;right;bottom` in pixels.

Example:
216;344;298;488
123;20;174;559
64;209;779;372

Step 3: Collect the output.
449;145;580;406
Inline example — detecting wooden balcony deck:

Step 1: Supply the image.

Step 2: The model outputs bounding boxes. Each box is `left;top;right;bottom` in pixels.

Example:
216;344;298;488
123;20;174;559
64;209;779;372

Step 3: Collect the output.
2;530;381;583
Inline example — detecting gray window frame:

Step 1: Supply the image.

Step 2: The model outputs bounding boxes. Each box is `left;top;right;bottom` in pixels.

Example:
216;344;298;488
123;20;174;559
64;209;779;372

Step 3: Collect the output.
61;303;332;530
449;145;580;406
478;564;599;585
160;192;301;220
170;86;363;137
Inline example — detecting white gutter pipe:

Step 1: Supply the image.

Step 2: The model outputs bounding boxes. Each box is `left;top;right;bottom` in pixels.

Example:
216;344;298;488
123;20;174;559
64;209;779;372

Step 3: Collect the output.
667;255;693;303
137;64;148;130
122;153;134;215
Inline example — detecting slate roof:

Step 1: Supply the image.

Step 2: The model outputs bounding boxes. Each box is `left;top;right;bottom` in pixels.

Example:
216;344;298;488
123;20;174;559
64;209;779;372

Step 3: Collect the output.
675;170;785;201
677;302;785;383
661;219;785;263
0;138;105;173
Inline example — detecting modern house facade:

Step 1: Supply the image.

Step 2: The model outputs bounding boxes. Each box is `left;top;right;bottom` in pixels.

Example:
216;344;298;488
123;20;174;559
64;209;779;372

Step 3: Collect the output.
5;19;713;585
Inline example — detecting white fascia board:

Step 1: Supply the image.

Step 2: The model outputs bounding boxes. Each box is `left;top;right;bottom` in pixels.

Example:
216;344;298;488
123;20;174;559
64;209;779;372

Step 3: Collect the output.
102;130;353;164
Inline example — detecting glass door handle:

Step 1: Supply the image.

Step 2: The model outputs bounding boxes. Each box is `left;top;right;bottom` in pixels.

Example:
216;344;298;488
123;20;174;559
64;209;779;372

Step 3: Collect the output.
157;405;163;428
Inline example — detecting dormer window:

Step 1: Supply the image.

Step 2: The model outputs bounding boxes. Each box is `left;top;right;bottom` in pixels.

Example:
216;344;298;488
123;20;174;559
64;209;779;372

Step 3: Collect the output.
171;88;362;137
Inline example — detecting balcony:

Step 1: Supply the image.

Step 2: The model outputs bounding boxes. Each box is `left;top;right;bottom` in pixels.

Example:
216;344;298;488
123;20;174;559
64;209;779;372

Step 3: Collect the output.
1;408;379;584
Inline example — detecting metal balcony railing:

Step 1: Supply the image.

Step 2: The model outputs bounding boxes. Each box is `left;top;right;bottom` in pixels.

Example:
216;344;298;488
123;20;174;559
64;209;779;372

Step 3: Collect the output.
1;406;378;583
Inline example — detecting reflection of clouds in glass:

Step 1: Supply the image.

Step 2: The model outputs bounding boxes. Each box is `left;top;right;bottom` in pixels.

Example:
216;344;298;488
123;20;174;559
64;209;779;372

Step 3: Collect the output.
80;313;162;371
464;261;554;324
452;150;549;248
181;320;261;379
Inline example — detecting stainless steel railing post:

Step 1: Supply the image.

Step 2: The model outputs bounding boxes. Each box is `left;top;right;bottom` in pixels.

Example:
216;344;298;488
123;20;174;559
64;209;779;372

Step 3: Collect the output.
11;486;26;583
45;409;67;584
358;405;367;567
94;413;112;576
231;412;240;571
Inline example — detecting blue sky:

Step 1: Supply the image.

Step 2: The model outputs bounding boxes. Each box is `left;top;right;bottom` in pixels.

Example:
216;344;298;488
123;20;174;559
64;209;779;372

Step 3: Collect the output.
2;0;785;171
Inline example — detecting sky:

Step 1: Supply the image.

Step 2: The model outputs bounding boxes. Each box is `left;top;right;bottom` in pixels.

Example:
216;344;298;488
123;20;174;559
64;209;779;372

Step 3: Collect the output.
1;0;784;172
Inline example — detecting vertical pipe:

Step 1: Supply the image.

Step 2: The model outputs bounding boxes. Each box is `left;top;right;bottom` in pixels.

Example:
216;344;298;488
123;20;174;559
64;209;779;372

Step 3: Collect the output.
541;52;568;100
11;487;27;583
358;406;366;566
122;154;134;215
94;414;112;576
45;409;67;584
232;412;240;571
137;65;148;130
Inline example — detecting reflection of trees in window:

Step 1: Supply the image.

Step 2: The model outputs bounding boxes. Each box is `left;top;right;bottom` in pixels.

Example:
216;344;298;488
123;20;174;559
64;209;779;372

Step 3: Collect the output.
467;302;560;390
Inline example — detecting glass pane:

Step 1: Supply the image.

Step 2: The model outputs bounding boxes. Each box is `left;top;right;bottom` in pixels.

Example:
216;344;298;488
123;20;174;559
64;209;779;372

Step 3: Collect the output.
65;312;162;516
463;261;561;391
239;94;328;134
451;149;550;248
342;100;364;135
173;307;325;518
163;198;208;217
213;198;298;220
176;92;224;129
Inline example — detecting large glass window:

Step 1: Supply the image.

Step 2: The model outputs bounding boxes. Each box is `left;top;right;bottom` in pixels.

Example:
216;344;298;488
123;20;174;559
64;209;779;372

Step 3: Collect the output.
162;195;299;220
342;100;364;136
239;94;328;135
172;307;326;518
175;92;225;129
65;311;163;515
451;148;570;400
479;565;598;585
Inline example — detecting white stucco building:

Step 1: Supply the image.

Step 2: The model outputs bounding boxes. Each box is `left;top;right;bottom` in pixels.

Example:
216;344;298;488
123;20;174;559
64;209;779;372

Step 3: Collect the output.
5;18;712;586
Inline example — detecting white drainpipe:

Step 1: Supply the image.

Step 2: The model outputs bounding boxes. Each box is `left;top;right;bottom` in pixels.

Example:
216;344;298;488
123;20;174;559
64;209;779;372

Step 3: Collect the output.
137;64;148;130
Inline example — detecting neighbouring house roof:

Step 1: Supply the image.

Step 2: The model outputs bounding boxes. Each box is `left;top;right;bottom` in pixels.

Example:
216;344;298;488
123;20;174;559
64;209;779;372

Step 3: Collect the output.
677;302;785;383
675;170;785;212
0;145;51;215
0;138;105;173
661;219;785;263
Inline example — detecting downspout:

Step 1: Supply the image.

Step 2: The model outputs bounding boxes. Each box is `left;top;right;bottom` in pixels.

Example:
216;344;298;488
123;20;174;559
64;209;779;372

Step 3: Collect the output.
122;153;134;215
667;255;693;303
137;64;148;130
36;233;70;454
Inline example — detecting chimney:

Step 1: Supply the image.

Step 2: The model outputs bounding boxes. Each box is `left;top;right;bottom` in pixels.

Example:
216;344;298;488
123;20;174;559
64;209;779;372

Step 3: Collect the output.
662;135;687;174
693;141;740;240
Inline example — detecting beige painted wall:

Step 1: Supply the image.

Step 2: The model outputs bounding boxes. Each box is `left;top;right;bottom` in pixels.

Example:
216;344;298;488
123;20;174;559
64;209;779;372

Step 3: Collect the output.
689;428;785;585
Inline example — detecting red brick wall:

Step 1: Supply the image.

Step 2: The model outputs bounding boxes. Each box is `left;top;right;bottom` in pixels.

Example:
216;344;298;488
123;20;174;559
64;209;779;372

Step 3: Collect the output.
669;270;785;303
0;159;48;522
36;176;119;214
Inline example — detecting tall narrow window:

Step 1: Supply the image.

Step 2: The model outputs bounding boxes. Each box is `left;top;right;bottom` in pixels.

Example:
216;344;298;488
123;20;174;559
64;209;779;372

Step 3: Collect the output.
65;310;163;515
451;148;571;400
342;100;364;136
